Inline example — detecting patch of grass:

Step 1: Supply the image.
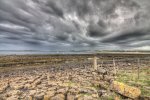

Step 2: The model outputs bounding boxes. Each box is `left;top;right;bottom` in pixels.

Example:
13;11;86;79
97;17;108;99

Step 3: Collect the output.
92;85;100;90
146;80;150;86
141;88;150;97
116;67;150;97
107;96;115;100
68;81;76;87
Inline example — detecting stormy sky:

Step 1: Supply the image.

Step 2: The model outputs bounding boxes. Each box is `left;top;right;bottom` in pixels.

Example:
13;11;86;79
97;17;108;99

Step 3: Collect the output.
0;0;150;51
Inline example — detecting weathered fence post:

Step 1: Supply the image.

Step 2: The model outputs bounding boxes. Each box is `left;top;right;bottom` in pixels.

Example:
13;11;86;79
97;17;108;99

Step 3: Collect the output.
137;58;140;79
93;56;98;70
101;60;103;68
113;58;116;75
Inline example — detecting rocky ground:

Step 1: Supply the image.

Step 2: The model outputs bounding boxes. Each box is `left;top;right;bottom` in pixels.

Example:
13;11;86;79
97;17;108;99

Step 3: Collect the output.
0;60;149;100
0;62;120;100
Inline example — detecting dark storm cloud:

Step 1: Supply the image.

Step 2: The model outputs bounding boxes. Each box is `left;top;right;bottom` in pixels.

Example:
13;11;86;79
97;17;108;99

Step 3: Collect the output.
87;22;107;37
102;29;150;43
55;33;69;41
0;0;150;51
41;0;64;17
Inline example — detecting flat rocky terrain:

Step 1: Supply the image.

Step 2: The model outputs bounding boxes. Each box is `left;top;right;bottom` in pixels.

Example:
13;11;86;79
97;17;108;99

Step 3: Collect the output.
0;62;117;100
0;54;149;100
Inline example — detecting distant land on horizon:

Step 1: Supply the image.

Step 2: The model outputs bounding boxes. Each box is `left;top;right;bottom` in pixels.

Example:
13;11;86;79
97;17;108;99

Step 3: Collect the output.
0;50;150;55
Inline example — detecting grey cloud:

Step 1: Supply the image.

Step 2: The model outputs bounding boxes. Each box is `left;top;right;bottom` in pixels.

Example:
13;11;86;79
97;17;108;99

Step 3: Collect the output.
46;1;63;17
55;33;69;41
66;0;92;18
0;0;150;51
87;22;107;37
98;20;107;28
102;29;150;43
23;39;42;45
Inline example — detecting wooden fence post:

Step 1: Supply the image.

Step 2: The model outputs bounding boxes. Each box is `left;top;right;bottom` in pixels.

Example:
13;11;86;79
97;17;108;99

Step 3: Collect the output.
93;56;98;70
113;58;116;75
137;58;140;79
101;60;103;68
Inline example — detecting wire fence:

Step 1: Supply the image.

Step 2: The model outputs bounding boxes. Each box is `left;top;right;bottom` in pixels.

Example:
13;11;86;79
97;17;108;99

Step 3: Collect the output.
0;55;150;80
86;56;150;79
0;55;150;67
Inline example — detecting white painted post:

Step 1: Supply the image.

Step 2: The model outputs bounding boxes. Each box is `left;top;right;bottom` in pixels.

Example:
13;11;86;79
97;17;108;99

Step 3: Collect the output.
93;56;98;70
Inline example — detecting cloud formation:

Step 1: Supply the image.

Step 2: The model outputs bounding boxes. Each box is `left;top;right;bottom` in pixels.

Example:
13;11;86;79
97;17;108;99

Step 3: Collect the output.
0;0;150;51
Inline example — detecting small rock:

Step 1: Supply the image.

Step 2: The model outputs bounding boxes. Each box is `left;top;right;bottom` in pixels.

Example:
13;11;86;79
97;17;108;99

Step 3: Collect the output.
29;90;36;96
92;72;97;75
114;96;120;100
77;95;84;100
9;90;21;96
51;94;65;100
5;93;12;97
27;96;33;100
6;96;18;100
48;87;57;91
98;90;107;97
48;81;58;86
0;83;9;93
46;91;55;97
56;88;67;94
67;93;76;100
128;63;131;66
33;79;41;86
92;93;99;98
79;88;90;94
77;95;93;100
68;88;78;94
34;93;44;100
44;95;50;100
97;68;107;75
24;83;32;89
16;90;23;95
99;82;109;90
83;95;93;100
103;75;113;82
13;84;24;90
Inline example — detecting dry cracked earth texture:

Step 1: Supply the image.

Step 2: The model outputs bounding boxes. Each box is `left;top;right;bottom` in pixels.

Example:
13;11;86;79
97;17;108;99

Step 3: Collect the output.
0;63;125;100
